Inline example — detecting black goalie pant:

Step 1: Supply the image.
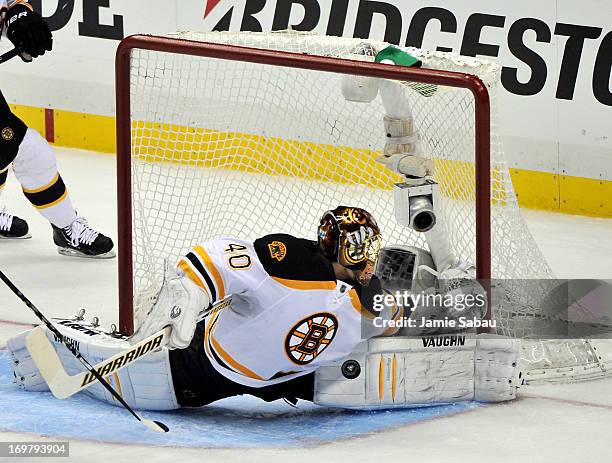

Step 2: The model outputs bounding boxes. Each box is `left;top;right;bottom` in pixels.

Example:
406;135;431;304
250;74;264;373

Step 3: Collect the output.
169;321;315;408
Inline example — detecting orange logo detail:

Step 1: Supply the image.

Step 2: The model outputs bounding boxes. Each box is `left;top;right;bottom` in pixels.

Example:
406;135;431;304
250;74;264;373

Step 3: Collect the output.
268;241;287;262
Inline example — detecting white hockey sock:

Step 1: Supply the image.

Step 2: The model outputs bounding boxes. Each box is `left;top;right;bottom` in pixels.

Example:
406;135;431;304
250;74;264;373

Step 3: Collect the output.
11;129;77;228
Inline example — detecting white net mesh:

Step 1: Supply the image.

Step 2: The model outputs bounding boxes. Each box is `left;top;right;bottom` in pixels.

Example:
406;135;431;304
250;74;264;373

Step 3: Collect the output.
125;31;609;382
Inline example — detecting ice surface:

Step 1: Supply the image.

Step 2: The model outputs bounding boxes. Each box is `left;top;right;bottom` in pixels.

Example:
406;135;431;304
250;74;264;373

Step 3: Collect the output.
0;351;479;448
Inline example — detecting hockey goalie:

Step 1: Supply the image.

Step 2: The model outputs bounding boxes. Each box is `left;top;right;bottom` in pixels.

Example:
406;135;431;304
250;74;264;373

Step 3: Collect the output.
8;204;523;411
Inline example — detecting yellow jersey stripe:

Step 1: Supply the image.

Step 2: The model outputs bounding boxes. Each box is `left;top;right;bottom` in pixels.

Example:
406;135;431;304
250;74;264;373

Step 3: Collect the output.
205;311;263;380
210;334;264;381
203;311;218;359
205;308;264;381
193;245;225;300
178;258;212;301
272;277;336;291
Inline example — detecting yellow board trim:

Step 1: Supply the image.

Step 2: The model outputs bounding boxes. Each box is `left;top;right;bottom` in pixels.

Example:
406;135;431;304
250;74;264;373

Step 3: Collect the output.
55;109;117;154
7;104;611;218
9;104;45;135
559;174;612;217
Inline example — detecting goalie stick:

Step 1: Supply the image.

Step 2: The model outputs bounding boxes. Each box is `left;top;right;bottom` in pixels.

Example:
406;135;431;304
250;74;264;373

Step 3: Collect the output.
25;297;232;398
26;325;171;399
0;269;169;433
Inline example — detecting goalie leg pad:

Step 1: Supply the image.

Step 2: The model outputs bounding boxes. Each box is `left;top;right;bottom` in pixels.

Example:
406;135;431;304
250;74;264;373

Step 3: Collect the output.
8;331;51;392
474;336;524;402
314;334;523;410
8;321;179;411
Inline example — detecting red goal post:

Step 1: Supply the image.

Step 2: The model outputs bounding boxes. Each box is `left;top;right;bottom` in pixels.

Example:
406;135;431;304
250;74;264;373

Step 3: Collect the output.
115;34;492;336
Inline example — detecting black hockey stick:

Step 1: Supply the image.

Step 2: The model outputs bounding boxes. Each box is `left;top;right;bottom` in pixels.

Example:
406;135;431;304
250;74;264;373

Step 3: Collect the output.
0;48;23;64
0;269;169;433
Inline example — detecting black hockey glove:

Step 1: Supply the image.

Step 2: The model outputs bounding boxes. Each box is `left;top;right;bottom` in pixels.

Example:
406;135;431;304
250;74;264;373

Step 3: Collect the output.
6;4;53;62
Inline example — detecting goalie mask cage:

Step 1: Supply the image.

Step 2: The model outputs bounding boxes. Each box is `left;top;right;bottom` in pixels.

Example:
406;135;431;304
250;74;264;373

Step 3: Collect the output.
116;31;611;384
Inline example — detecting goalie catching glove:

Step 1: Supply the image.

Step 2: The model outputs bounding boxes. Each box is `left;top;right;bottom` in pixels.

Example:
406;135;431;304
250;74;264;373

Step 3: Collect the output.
131;260;210;349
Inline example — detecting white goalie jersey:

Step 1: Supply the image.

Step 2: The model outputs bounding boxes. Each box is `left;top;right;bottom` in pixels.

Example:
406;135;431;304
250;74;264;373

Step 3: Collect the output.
176;234;400;388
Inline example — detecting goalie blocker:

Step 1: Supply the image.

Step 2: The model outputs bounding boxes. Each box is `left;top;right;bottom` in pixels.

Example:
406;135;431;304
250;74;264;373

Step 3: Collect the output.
8;318;524;411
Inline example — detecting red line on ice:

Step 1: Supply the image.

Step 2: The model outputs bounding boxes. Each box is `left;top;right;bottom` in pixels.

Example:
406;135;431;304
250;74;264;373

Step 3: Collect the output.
0;318;35;328
522;393;612;410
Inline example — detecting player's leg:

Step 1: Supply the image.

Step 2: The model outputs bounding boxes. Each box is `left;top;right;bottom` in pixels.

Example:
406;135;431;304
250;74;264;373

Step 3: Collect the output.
0;90;30;239
168;321;247;407
8;318;180;411
0;90;114;257
314;335;524;409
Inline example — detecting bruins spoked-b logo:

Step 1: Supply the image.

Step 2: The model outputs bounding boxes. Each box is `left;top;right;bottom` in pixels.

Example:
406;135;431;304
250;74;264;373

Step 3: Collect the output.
268;240;287;261
1;127;14;141
285;313;338;365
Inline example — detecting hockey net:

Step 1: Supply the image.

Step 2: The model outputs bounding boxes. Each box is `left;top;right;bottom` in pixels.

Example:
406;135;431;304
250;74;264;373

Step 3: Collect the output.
116;31;612;383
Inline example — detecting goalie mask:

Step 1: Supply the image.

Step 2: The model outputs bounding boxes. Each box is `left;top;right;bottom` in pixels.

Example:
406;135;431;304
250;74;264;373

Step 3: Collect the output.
318;206;382;285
